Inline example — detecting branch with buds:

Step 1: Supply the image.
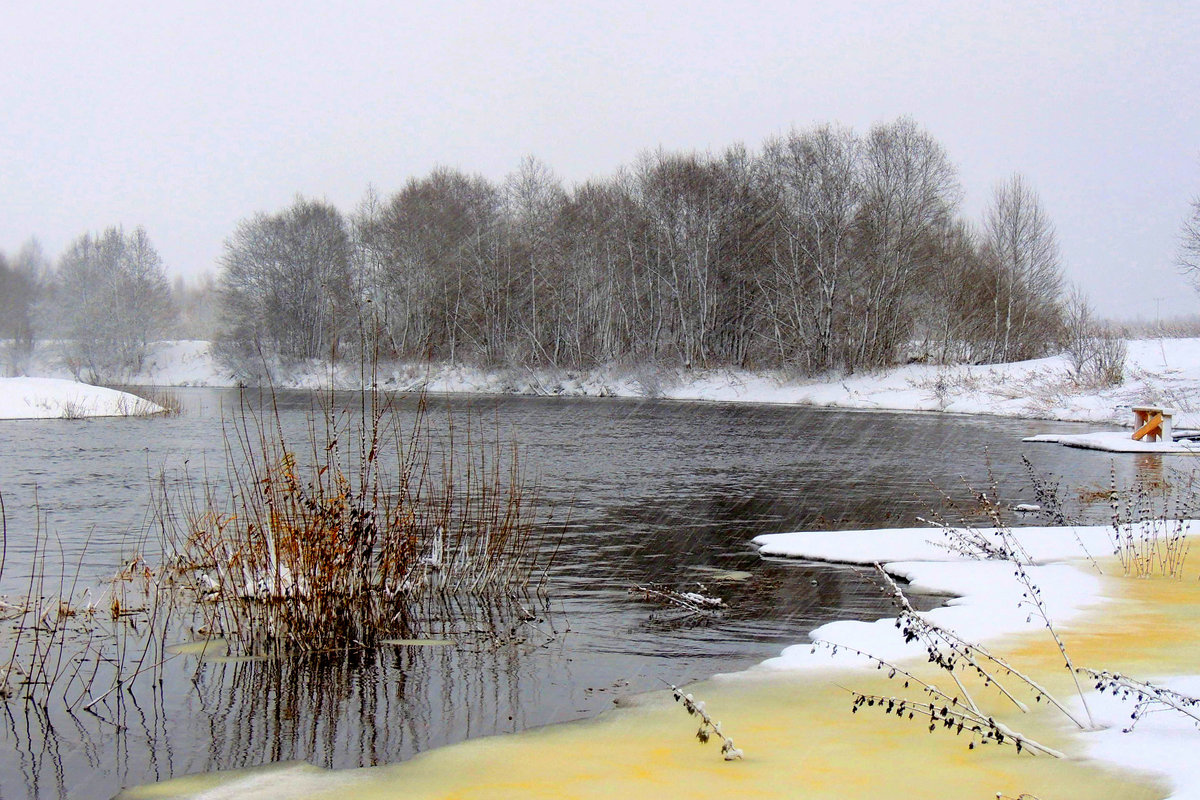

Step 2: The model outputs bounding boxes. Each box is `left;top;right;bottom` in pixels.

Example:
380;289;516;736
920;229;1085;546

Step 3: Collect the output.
668;683;743;761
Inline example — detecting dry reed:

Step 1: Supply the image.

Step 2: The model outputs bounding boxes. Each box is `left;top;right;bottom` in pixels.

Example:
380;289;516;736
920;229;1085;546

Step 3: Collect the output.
162;386;549;655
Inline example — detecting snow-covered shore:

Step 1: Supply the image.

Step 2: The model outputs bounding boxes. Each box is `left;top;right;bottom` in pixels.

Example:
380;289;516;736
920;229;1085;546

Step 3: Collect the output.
12;337;1200;428
0;377;165;420
752;523;1200;799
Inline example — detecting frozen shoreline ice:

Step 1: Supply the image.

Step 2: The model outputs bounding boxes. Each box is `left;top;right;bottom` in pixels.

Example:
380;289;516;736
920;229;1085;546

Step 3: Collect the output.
751;522;1200;799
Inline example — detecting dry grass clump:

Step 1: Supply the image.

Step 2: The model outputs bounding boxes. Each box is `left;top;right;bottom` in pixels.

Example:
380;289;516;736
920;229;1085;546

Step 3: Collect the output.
165;388;548;655
124;386;183;415
0;494;169;726
1104;466;1193;579
1;384;553;737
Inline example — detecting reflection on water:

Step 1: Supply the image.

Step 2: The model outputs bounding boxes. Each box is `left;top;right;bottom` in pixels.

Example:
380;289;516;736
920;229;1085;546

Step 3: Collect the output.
0;390;1155;799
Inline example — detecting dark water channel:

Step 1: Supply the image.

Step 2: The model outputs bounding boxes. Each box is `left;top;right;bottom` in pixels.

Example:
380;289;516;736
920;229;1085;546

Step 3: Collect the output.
0;389;1165;799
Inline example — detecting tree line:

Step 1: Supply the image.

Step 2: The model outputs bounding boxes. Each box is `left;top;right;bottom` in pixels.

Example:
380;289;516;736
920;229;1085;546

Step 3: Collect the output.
217;118;1067;377
5;117;1078;382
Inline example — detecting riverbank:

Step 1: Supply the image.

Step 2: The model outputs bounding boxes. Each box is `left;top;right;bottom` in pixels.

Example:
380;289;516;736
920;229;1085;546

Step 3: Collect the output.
120;522;1200;799
10;337;1200;427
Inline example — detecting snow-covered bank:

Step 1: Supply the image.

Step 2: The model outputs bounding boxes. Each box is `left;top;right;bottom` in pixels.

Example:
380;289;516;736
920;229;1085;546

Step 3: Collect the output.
0;377;165;420
752;523;1200;799
16;337;1200;427
10;337;1200;427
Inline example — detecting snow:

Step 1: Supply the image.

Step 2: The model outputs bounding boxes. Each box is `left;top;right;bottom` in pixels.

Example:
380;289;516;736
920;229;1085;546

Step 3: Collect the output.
750;524;1120;670
752;523;1129;565
11;337;1200;429
750;522;1200;798
0;377;165;420
1081;675;1200;800
1024;431;1200;454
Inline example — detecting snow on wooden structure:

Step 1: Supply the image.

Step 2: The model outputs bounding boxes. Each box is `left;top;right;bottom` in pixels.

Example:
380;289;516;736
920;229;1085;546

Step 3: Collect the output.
1132;405;1174;442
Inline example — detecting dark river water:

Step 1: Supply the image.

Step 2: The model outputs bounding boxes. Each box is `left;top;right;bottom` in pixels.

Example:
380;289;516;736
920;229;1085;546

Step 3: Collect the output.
0;389;1165;799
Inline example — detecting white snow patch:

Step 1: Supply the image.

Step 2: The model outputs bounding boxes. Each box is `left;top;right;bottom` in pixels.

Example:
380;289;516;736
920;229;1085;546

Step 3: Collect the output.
751;523;1129;565
0;377;165;420
748;525;1117;672
1079;676;1200;799
1025;431;1200;454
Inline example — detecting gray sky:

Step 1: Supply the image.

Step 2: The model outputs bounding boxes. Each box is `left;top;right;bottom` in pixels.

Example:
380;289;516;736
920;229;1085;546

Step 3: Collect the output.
2;1;1197;319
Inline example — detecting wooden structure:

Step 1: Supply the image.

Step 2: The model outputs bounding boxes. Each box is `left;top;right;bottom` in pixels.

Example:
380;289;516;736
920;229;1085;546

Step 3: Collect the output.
1132;405;1174;442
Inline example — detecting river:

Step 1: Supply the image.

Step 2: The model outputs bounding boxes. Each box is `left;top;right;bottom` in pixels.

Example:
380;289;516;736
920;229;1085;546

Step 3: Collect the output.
0;389;1159;799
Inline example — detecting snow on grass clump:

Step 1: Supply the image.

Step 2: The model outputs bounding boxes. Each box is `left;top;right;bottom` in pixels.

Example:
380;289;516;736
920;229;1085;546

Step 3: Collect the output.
0;377;165;419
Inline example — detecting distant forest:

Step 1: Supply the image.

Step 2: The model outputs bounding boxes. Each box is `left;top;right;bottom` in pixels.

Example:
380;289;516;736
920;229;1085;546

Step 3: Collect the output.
3;117;1080;382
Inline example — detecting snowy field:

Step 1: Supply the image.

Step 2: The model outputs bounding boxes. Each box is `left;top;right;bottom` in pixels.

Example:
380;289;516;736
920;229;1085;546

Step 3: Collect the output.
8;337;1200;429
752;523;1200;800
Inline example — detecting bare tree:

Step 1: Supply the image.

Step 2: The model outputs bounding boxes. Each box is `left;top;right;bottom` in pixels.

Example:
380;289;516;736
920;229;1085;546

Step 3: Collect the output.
171;273;220;341
217;197;355;369
370;168;503;364
761;124;861;371
709;143;772;367
1179;194;1200;286
0;240;44;375
503;156;568;364
979;174;1065;362
51;226;175;381
850;117;961;370
633;149;738;367
1062;286;1125;386
913;220;987;363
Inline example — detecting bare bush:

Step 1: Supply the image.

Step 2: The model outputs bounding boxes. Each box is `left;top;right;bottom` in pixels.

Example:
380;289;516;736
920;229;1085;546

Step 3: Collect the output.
1178;193;1200;286
1062;288;1125;387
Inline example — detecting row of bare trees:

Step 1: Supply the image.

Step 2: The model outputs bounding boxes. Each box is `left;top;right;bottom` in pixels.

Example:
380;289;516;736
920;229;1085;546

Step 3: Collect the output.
1;118;1074;381
215;118;1069;376
1;229;178;381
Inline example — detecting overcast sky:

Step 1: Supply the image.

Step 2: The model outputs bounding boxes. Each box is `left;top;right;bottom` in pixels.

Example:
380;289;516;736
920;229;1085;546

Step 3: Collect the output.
2;1;1197;319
